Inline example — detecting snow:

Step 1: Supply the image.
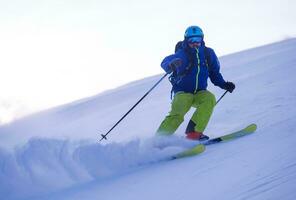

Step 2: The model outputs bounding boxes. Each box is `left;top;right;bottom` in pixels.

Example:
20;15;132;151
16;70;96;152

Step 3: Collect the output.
0;38;296;200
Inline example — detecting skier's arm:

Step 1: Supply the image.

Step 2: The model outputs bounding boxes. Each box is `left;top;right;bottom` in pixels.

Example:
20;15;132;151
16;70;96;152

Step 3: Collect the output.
208;48;227;89
161;54;182;73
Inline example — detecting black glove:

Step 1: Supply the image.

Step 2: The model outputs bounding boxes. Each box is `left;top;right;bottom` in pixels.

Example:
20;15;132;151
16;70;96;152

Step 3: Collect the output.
223;82;235;93
169;58;182;72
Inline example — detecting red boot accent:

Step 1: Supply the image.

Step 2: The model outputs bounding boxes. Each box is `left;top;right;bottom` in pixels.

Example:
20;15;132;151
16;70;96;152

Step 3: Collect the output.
186;131;203;140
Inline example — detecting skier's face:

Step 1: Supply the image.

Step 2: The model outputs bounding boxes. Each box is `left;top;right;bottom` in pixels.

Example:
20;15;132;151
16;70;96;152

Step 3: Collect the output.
187;37;202;48
188;42;201;48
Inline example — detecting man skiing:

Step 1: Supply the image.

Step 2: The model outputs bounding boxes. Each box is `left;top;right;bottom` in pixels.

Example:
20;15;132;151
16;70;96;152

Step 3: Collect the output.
156;25;235;140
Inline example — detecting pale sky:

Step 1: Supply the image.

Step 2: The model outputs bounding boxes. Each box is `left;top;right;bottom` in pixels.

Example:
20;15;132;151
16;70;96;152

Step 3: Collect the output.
0;0;295;124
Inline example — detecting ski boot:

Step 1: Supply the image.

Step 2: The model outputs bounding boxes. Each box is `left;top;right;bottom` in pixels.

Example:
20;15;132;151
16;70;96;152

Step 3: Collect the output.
185;120;209;141
186;131;209;141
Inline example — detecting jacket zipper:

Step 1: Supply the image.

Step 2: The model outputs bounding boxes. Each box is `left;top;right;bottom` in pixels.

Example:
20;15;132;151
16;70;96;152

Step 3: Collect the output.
194;47;200;93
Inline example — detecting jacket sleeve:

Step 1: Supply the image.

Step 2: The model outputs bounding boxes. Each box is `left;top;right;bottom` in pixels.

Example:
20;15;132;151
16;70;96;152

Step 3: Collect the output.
207;48;226;89
161;53;181;73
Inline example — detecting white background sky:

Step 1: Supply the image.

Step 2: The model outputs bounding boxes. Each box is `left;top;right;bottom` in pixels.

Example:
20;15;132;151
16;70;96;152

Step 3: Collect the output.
0;0;295;124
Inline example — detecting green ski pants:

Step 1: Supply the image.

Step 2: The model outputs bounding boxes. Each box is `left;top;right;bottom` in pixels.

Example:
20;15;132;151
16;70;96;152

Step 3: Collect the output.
157;90;216;135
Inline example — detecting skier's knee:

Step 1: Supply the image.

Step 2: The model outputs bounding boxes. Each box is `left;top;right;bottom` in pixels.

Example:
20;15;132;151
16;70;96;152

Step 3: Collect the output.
204;92;216;107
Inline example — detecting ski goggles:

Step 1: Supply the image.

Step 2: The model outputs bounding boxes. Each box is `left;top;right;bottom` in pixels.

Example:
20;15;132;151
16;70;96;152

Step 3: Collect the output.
187;37;202;43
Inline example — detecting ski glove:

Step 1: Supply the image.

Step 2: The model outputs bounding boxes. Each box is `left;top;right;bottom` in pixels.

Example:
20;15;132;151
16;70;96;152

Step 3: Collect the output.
223;82;235;93
169;58;182;72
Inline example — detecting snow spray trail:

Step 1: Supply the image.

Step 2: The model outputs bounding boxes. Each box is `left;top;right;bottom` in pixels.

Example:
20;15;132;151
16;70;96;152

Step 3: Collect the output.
0;136;196;200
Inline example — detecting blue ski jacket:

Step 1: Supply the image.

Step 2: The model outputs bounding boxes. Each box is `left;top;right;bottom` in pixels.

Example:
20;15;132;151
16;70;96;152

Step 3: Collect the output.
161;41;226;94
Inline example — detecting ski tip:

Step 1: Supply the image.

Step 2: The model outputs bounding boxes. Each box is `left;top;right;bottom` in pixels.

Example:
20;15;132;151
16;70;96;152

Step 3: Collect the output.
245;124;257;132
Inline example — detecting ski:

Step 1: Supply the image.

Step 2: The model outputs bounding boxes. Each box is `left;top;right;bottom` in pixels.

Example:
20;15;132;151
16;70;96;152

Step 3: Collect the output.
171;144;205;160
202;123;257;145
170;124;257;160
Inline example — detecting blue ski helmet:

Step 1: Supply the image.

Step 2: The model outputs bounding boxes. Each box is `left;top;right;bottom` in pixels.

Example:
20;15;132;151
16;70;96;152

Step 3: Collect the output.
184;26;204;39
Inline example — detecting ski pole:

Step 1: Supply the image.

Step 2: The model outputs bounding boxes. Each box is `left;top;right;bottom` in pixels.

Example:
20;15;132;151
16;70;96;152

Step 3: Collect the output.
216;90;228;105
100;73;169;141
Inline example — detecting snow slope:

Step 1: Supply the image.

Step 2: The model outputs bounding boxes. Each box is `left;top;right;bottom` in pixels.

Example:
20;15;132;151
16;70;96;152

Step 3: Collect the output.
0;39;296;200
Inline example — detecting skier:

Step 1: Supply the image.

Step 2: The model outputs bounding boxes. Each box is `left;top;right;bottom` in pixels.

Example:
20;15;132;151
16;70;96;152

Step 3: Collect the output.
156;25;235;140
